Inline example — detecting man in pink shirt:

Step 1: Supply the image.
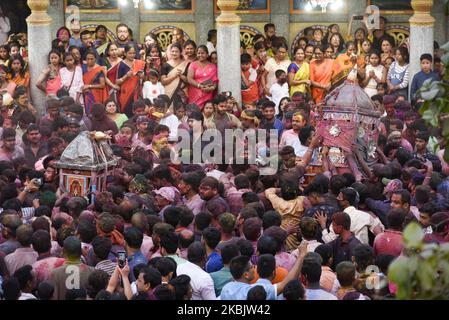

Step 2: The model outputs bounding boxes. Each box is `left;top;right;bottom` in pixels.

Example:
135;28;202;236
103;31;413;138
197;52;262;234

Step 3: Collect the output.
373;208;405;257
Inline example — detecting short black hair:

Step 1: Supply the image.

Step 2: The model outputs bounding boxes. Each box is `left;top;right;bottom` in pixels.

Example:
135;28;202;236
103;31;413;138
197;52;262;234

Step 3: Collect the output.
340;187;358;206
257;236;277;255
77;220;97;244
187;242;206;264
37;281;54;300
392;189;411;205
262;210;282;230
178;207;194;228
353;244;374;272
139;266;162;288
92;236;112;261
314;244;333;266
330;175;346;195
2;277;21;300
275;69;286;78
87;270;109;299
63;236;82;258
202;226;221;250
283;280;305;300
163;206;181;228
257;254;276;279
241;53;252;65
420;53;433;63
194;212;212;231
124;227;144;249
336;261;356;287
387;208;406;230
169;274;191;300
160;231;179;255
301;255;322;284
31;230;52;254
220;244;240;265
247;285;267;300
229;255;251;280
155;257;177;277
236;239;254;258
13;265;34;290
264;23;275;33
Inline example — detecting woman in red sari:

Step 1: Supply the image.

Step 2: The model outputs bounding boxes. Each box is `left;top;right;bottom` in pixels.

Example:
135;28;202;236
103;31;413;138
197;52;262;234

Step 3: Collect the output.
104;43;122;86
82;50;107;114
186;45;218;109
116;44;145;117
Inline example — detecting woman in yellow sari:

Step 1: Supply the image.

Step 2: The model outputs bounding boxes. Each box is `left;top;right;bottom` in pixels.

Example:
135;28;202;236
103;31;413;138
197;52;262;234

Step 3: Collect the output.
288;47;310;97
331;41;358;90
160;43;190;106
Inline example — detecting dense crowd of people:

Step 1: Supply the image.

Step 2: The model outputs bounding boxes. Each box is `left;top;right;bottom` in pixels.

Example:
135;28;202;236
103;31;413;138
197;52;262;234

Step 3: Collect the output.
0;13;448;301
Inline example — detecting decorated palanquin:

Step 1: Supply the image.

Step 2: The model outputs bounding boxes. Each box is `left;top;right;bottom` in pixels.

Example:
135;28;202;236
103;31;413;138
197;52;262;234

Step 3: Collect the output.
54;131;120;200
308;73;382;182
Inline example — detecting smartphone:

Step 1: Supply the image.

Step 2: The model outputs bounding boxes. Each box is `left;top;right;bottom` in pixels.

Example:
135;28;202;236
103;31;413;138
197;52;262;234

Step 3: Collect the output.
223;91;232;97
117;251;126;268
353;15;365;20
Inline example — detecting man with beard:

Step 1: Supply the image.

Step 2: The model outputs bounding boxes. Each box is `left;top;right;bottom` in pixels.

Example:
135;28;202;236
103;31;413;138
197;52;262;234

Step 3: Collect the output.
115;23;140;59
0;128;24;162
178;172;205;216
199;177;230;227
23;124;48;168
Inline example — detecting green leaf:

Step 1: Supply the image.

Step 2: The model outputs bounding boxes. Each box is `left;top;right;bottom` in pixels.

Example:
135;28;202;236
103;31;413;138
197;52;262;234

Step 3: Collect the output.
441;41;449;52
420;88;441;101
422;109;439;127
388;256;412;299
417;261;436;292
442;53;449;65
403;223;425;248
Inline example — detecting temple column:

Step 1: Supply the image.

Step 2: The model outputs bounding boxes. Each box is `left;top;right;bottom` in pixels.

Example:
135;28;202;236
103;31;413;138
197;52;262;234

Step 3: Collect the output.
216;0;242;105
409;0;435;97
27;0;53;116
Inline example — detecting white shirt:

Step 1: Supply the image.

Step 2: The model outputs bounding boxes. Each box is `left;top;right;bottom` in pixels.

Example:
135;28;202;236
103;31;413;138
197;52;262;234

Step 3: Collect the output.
322;206;385;245
0;17;11;45
206;41;216;54
159;114;180;142
269;82;289;115
177;261;217;300
142;81;165;103
19;292;37;300
279;129;307;157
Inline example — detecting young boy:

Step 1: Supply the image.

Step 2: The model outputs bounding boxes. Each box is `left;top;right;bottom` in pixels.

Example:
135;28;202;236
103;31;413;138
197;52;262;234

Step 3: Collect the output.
259;100;284;136
410;53;440;103
143;69;165;103
241;53;259;106
376;83;387;97
269;69;289;116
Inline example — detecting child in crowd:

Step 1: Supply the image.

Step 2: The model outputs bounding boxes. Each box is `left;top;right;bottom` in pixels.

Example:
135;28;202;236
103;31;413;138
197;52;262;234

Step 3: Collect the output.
241;53;259;106
143;69;165;103
269;70;289;115
410;54;440;104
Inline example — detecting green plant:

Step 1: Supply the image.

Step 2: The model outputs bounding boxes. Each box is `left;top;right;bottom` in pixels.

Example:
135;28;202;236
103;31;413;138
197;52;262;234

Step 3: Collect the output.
417;36;449;160
388;223;449;299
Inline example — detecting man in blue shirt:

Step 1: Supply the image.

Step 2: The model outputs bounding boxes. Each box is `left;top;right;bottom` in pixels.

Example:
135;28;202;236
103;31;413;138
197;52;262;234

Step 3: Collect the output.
202;226;223;273
124;227;148;282
211;244;240;296
220;241;308;300
410;53;440;103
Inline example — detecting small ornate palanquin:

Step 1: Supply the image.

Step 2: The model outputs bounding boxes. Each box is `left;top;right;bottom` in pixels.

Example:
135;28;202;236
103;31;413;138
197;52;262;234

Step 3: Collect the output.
54;132;120;201
148;26;191;51
315;79;381;171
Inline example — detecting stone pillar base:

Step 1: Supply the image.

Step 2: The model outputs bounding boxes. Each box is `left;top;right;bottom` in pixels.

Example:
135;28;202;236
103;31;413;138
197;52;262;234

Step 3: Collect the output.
409;25;434;97
217;24;242;105
28;23;52;115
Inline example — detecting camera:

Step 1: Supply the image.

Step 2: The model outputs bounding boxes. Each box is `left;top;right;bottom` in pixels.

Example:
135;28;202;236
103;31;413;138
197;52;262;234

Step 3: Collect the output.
117;251;127;268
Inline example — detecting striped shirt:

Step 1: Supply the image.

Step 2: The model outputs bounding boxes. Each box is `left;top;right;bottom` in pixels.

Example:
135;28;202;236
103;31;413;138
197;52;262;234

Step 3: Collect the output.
95;260;117;277
387;61;410;89
0;207;35;224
